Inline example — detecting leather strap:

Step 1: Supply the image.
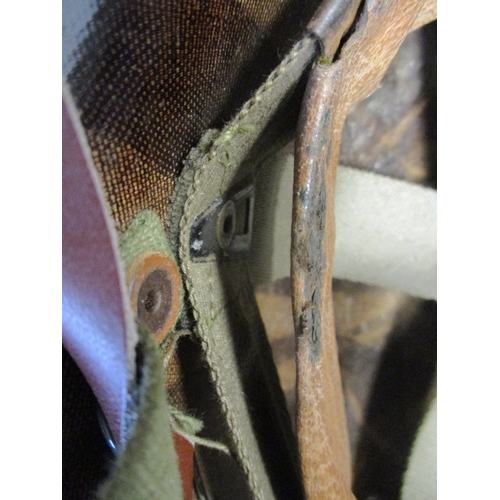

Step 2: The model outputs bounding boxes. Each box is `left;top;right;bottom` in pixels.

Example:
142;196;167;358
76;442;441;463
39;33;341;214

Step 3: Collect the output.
307;0;362;61
292;0;437;497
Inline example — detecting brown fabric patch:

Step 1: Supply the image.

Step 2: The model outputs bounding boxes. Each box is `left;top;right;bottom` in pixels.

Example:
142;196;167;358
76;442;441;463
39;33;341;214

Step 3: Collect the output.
66;0;322;232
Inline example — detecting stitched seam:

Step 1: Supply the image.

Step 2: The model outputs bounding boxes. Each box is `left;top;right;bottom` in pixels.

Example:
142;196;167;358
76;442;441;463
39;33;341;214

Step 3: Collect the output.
207;36;312;163
209;263;264;497
179;36;314;500
181;36;312;231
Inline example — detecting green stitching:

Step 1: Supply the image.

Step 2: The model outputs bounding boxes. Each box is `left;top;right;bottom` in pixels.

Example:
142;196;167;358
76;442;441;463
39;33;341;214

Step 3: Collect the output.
119;209;174;270
213;124;256;148
176;37;315;500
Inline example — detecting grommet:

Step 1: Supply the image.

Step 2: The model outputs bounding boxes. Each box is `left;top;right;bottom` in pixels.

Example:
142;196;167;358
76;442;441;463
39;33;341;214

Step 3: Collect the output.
127;252;182;345
217;200;236;250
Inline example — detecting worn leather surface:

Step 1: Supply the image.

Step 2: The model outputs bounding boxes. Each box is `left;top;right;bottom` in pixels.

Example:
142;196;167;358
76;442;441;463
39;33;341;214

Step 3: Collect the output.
411;0;437;32
250;157;437;299
307;0;362;60
292;0;436;498
62;87;138;448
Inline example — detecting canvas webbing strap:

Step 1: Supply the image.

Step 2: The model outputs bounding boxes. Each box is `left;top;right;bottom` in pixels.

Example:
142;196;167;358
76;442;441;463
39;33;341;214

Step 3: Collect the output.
94;326;183;500
167;37;316;500
291;0;436;497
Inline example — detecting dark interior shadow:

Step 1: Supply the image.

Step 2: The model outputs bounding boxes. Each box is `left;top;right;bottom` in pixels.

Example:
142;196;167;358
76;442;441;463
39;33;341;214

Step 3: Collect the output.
352;299;437;499
422;21;437;189
352;21;437;499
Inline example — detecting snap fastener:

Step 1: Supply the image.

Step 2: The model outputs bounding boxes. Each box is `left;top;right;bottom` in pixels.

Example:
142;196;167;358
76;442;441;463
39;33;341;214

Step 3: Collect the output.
127;252;182;345
217;200;236;250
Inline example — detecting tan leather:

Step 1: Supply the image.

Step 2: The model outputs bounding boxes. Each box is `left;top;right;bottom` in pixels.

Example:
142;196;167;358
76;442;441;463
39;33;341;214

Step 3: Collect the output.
292;0;437;498
411;0;437;31
306;0;362;60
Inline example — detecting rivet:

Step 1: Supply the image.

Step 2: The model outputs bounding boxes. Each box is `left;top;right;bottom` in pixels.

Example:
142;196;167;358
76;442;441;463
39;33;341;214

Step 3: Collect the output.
127;252;182;345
